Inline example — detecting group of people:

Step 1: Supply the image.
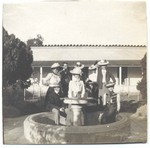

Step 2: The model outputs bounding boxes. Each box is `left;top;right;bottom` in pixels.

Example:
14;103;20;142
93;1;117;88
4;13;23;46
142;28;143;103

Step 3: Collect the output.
42;60;120;125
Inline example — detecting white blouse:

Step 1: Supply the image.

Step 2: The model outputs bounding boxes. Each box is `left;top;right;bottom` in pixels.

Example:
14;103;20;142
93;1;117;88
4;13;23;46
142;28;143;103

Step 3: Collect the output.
68;80;85;98
42;73;61;86
88;69;98;82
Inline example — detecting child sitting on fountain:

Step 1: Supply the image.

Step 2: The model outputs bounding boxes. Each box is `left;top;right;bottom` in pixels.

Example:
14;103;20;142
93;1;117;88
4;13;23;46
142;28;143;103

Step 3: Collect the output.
68;67;85;99
99;82;120;124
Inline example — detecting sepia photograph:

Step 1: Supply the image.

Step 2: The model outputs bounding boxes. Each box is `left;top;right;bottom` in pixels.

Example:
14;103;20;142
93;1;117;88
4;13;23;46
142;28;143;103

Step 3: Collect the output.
2;0;148;145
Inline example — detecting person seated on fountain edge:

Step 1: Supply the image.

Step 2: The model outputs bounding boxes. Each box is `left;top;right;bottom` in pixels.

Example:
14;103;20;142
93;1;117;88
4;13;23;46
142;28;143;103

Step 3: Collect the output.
68;67;85;99
44;81;67;125
98;82;120;124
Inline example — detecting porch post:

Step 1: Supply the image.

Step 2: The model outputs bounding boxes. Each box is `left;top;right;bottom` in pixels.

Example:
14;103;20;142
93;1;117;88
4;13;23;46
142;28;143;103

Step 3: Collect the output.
39;67;43;85
119;66;122;85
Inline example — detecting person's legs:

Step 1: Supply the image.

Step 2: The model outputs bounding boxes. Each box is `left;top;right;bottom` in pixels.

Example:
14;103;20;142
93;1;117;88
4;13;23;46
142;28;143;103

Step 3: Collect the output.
101;104;116;124
65;108;73;126
52;108;60;125
98;84;109;105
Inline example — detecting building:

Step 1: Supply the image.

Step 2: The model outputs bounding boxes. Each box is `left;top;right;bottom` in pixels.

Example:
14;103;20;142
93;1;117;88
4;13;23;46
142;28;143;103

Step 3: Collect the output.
30;44;146;97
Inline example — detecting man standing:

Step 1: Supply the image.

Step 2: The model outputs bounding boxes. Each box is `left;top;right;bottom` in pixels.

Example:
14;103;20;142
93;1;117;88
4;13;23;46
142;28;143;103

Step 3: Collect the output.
97;60;116;104
60;63;71;97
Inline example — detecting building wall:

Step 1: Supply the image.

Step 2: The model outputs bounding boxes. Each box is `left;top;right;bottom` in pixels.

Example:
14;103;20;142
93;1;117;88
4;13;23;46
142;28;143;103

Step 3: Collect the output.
31;66;142;94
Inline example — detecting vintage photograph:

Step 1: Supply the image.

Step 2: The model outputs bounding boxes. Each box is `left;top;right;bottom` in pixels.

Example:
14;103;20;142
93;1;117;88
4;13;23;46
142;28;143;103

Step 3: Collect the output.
2;0;147;144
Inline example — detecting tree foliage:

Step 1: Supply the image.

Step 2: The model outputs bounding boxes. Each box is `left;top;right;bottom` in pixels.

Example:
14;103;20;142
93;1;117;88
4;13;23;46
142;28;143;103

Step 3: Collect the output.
3;27;33;87
26;34;43;47
137;53;147;101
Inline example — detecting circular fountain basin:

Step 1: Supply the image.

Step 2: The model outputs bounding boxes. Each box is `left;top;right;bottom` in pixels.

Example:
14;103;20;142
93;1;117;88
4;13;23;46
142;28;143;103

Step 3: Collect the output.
24;112;130;144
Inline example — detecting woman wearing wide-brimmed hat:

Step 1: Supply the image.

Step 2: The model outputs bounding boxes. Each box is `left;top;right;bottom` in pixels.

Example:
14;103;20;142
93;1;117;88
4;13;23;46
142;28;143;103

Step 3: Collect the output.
42;62;62;86
97;60;116;104
68;68;85;99
85;64;99;99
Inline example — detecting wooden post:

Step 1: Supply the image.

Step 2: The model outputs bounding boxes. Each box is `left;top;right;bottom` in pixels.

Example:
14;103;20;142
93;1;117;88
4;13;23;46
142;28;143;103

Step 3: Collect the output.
40;67;43;85
119;67;122;85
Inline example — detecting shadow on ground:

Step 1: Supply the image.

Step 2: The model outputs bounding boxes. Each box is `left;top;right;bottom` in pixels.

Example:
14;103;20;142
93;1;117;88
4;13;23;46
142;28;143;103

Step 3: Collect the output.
120;100;146;113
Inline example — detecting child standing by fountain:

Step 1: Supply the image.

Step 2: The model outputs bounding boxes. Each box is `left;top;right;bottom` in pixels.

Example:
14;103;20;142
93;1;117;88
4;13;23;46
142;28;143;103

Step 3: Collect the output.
66;67;86;126
99;82;120;124
68;67;85;99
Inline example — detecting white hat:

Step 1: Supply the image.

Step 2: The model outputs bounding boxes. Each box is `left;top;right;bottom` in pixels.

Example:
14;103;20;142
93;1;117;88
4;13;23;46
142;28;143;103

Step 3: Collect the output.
70;68;82;75
98;60;109;66
74;62;84;69
88;64;97;70
106;82;115;88
51;63;61;69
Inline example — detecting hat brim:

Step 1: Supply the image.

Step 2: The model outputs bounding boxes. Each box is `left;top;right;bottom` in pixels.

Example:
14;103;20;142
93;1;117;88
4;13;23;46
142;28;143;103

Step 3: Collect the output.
98;61;109;66
106;83;115;88
74;65;84;69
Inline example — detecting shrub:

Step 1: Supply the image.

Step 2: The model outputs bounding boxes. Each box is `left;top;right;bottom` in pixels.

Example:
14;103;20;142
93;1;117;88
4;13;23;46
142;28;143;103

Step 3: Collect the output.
137;53;147;102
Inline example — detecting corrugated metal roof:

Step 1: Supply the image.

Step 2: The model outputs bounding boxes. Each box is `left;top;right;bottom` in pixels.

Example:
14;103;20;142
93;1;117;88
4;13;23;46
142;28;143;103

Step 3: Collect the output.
32;44;146;47
31;46;146;62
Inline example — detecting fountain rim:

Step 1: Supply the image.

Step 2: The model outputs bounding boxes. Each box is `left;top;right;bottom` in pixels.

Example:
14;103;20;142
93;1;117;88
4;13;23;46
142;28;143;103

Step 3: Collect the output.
24;112;130;133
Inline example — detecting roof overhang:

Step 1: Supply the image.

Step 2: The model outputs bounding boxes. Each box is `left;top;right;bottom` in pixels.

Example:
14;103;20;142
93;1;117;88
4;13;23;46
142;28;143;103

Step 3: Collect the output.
31;46;146;67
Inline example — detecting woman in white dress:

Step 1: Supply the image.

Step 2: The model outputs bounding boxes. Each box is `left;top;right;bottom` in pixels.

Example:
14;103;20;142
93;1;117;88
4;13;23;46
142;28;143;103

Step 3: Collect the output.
68;68;85;99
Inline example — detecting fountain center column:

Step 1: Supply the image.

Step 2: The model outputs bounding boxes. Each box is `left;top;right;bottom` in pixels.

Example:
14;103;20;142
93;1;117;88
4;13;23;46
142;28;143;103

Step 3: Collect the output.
71;105;84;126
64;98;88;126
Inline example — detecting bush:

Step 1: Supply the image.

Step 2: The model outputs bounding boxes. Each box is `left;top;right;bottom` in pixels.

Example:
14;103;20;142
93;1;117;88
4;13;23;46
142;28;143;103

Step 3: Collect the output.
137;53;147;102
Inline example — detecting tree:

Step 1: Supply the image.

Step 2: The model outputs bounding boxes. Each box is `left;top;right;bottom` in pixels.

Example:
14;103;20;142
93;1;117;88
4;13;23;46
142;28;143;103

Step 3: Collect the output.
26;34;43;47
137;53;147;102
3;27;33;87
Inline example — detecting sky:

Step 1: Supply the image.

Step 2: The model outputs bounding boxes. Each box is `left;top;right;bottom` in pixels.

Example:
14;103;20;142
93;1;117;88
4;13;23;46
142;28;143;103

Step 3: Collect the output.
2;0;147;45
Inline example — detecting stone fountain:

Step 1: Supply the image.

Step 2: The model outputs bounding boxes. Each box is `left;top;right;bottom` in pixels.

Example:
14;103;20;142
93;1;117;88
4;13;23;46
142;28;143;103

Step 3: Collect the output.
24;97;130;144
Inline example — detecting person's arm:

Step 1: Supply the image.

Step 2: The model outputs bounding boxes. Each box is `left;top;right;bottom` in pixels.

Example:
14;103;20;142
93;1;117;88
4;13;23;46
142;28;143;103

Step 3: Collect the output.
117;93;121;112
103;93;107;106
81;81;85;98
109;71;116;83
68;81;72;98
42;73;52;85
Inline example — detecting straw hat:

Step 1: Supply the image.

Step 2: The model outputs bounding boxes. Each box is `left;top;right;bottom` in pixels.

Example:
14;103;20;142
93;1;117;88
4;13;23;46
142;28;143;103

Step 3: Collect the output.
106;82;115;88
88;64;97;70
98;60;109;66
74;62;84;69
51;63;61;69
70;68;82;75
